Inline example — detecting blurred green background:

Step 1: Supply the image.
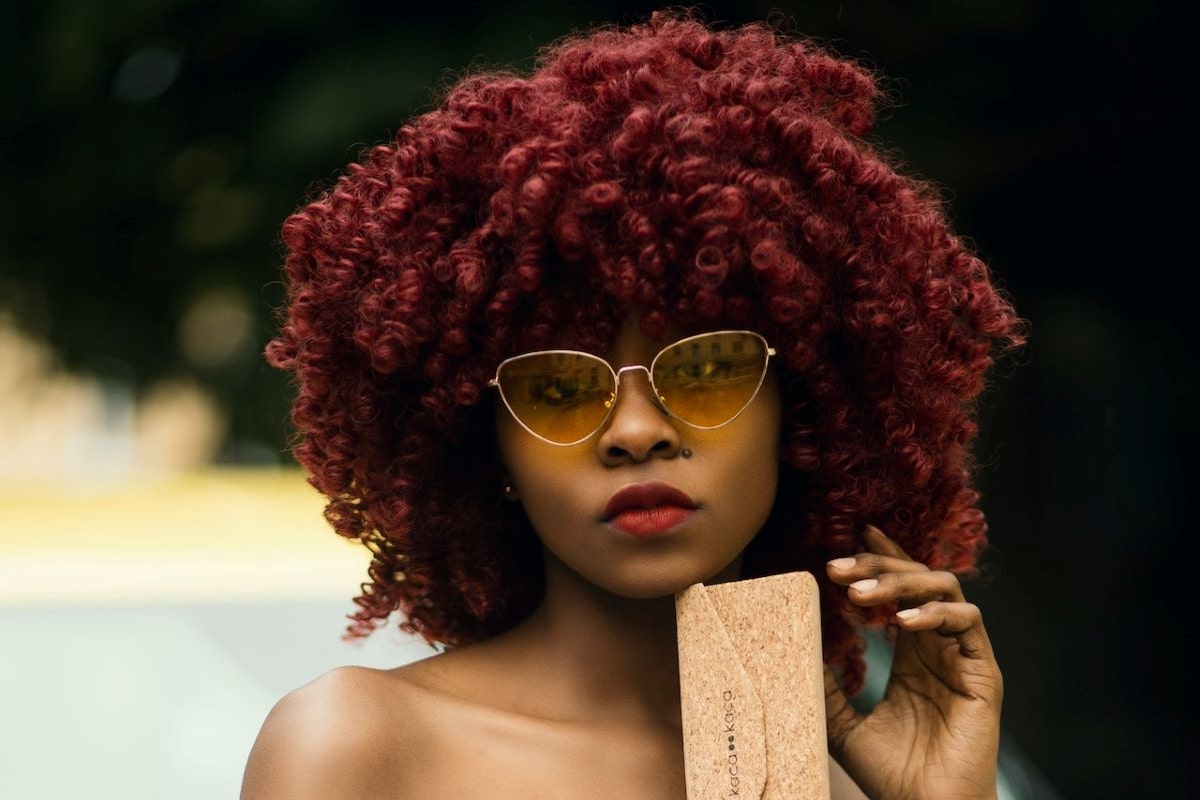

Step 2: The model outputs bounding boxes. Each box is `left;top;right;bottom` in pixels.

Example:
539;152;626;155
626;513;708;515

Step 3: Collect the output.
0;1;1187;797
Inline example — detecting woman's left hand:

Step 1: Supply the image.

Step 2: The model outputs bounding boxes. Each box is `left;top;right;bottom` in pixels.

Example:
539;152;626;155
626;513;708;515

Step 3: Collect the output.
823;524;1003;800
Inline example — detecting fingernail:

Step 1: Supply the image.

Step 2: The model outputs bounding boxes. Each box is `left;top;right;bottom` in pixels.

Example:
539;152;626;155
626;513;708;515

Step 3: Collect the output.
865;524;887;538
850;578;878;593
828;557;856;570
896;608;921;620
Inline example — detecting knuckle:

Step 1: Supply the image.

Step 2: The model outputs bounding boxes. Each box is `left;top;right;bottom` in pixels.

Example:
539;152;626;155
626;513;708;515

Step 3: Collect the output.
930;569;958;585
891;570;941;596
852;554;881;573
932;570;963;594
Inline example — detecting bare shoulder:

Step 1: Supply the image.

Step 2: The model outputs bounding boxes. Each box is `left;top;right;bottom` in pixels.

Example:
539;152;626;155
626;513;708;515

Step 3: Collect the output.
240;666;421;800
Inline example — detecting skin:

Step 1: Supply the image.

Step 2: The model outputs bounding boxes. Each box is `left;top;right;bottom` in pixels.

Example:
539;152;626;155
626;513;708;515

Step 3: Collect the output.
241;316;1003;799
495;318;783;606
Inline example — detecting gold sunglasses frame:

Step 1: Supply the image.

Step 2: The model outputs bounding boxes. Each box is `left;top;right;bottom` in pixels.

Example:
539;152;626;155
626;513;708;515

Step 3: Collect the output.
487;329;777;446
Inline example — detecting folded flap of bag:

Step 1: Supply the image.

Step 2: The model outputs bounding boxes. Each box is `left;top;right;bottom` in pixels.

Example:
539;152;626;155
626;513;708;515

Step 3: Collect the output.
677;572;830;800
676;582;768;800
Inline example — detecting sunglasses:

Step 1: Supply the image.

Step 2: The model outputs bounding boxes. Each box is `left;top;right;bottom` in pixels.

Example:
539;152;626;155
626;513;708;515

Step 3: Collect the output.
489;329;776;445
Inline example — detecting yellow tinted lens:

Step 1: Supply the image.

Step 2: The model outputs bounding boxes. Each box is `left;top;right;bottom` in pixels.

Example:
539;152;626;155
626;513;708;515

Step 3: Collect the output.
497;352;615;443
652;332;767;427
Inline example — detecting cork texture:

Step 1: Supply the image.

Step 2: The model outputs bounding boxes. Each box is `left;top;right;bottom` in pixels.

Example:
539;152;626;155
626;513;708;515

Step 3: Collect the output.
676;572;830;800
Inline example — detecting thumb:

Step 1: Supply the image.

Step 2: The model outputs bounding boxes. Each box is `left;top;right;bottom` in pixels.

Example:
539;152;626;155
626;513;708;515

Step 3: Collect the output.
823;663;862;758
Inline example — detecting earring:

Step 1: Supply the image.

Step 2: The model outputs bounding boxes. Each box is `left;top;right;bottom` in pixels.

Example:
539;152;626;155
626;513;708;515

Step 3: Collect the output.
503;483;520;502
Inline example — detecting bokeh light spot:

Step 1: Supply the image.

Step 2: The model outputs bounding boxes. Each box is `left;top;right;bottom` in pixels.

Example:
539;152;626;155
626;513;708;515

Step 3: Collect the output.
179;287;255;369
177;186;261;249
112;44;183;104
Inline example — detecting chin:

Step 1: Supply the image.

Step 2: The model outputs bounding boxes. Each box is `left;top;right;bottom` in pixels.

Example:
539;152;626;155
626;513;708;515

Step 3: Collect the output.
592;558;743;599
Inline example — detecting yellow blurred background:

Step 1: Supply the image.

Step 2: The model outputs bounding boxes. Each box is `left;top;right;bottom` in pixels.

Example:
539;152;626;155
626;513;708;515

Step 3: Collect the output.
0;468;362;605
0;312;368;605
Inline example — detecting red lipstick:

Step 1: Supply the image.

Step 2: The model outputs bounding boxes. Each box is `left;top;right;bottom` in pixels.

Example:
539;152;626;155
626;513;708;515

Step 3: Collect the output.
603;482;698;537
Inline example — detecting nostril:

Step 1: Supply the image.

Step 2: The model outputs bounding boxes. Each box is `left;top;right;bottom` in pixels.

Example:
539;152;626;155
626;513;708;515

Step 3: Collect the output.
605;438;673;463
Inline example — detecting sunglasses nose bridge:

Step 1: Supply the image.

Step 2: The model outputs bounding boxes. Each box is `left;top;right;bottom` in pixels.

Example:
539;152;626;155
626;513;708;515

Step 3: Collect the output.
612;364;668;413
614;364;651;381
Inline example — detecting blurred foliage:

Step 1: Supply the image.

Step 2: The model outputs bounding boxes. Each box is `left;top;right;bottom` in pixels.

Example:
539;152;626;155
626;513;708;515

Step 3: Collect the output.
0;2;1186;796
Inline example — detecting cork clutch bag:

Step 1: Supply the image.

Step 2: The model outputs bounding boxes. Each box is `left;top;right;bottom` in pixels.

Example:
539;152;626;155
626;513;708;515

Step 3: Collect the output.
675;571;830;800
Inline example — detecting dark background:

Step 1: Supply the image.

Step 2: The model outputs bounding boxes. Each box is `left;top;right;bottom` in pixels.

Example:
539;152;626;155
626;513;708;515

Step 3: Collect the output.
2;2;1189;796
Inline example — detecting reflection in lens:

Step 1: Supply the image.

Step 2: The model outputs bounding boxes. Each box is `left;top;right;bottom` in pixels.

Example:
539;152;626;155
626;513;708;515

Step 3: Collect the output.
498;352;615;444
653;332;766;427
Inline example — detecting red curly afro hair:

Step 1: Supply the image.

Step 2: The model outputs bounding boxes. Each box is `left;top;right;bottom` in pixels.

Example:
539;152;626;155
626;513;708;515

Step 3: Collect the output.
266;10;1024;694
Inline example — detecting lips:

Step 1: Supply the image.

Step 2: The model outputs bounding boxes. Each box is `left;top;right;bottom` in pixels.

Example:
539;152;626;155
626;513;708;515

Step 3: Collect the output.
603;482;698;537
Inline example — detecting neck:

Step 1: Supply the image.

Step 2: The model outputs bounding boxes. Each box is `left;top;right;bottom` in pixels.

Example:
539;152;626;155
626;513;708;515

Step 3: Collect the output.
502;549;741;730
541;551;683;726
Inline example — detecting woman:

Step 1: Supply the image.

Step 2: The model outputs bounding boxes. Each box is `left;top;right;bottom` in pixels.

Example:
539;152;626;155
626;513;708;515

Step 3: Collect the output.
243;11;1023;798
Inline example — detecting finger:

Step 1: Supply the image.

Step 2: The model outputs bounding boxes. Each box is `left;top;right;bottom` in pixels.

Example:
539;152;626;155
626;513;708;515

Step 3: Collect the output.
841;569;966;607
894;601;995;661
825;551;929;584
863;523;914;561
825;524;928;583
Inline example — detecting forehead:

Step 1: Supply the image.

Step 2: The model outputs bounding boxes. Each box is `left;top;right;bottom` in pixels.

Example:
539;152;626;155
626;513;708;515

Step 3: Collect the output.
603;316;686;365
532;317;714;365
539;321;763;375
533;309;711;350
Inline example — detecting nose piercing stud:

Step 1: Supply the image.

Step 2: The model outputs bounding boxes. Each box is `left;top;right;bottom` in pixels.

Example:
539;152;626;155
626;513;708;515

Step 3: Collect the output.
681;448;693;459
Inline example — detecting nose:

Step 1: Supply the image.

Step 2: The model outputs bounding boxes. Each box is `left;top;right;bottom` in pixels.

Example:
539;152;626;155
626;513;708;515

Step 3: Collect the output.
595;367;682;465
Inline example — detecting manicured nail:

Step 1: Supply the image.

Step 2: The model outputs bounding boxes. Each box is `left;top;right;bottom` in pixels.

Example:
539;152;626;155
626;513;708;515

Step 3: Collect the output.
865;524;887;538
828;557;857;571
850;578;878;593
896;608;921;620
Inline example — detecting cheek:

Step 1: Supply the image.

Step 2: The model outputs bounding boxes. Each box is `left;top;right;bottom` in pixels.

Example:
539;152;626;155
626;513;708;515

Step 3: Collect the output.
496;412;543;494
727;377;783;526
496;412;589;522
730;431;780;532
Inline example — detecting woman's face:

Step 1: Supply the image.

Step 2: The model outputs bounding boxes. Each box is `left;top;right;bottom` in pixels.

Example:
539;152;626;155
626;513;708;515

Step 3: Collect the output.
495;316;782;598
